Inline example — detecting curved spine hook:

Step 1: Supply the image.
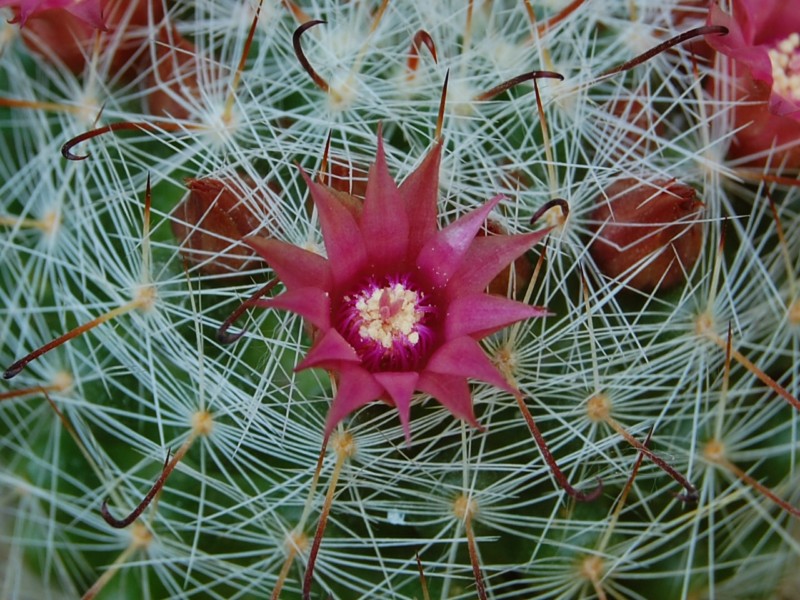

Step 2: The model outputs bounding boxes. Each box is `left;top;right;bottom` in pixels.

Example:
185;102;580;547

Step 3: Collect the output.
217;278;279;344
101;449;174;528
293;20;331;93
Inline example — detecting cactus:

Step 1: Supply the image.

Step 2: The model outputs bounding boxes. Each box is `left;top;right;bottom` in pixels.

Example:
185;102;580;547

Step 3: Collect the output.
1;1;798;599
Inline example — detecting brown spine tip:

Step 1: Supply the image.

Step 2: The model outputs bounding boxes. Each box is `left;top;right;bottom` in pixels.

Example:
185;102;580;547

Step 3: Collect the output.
475;70;564;102
293;20;330;93
435;69;449;141
101;449;174;529
3;363;25;380
599;25;728;79
530;198;569;226
407;29;438;77
217;279;278;344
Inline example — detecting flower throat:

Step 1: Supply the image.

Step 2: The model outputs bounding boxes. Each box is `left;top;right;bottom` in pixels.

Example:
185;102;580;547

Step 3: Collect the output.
339;275;435;371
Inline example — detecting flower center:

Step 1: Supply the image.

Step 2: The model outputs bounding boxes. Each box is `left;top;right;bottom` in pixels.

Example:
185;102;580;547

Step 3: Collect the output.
768;32;800;101
356;284;422;348
339;276;434;371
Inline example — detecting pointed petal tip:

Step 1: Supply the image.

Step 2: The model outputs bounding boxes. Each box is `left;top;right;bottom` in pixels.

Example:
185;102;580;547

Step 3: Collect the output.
402;422;412;448
295;329;360;372
374;371;418;446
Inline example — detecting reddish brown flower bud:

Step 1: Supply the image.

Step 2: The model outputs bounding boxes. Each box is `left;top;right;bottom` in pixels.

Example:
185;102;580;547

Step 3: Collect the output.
172;176;273;276
590;178;703;291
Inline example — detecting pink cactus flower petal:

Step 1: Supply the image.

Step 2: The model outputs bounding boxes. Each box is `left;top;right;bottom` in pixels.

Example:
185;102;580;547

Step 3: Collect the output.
398;142;442;255
245;237;332;291
373;371;419;444
244;133;551;441
415;194;504;287
301;170;368;287
444;294;550;341
707;0;800;119
2;0;105;29
296;329;361;372
360;135;408;270
416;372;481;428
253;287;331;331
446;230;550;297
425;336;514;394
324;365;386;438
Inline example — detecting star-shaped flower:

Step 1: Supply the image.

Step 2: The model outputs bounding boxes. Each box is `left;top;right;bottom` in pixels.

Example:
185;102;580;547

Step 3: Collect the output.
246;133;551;443
706;0;799;119
705;0;800;167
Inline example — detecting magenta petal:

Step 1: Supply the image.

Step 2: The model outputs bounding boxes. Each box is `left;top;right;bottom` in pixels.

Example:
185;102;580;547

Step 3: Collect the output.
360;135;408;269
374;371;419;445
10;0;106;29
425;336;513;393
416;372;481;428
301;170;368;286
444;294;549;341
252;287;330;330
416;195;504;287
399;142;442;256
65;0;106;30
447;229;550;298
295;329;360;371
770;91;800;119
246;237;332;291
324;365;384;438
744;0;800;46
706;1;750;57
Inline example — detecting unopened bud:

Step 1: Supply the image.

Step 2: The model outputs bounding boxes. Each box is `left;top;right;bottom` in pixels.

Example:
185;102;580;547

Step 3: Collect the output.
172;176;273;276
590;178;703;291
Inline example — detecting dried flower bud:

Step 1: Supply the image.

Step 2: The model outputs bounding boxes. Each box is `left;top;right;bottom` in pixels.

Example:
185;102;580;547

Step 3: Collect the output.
590;178;703;291
172;176;273;276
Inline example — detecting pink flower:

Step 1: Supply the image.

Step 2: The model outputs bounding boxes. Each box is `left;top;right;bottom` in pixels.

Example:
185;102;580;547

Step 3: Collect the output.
245;134;551;443
707;0;799;118
706;0;800;166
1;0;105;29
